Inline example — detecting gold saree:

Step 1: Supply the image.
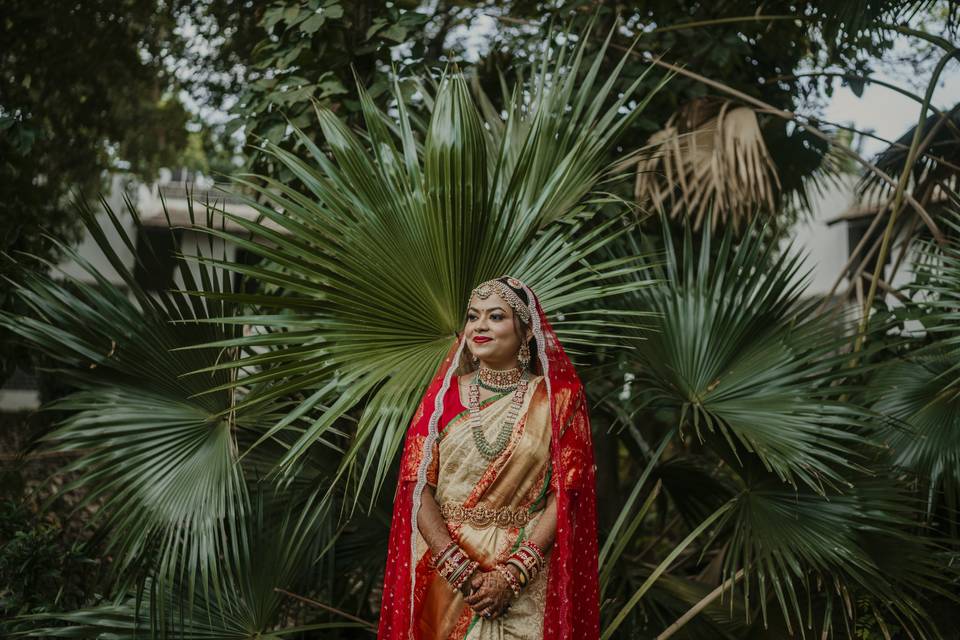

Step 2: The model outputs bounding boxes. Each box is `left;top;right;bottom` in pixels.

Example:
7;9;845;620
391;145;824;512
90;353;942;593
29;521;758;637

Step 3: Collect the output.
413;375;553;640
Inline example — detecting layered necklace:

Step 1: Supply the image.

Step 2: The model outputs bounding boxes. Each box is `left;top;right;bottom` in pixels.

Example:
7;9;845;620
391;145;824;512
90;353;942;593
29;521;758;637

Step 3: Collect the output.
469;366;529;461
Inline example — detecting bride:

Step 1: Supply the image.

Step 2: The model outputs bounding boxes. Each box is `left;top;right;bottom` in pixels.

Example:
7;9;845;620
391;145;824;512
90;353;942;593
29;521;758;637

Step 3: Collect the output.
378;276;600;639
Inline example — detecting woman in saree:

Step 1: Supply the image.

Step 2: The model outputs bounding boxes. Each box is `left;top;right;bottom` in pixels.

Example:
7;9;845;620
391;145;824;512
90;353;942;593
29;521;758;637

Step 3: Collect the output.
378;276;600;640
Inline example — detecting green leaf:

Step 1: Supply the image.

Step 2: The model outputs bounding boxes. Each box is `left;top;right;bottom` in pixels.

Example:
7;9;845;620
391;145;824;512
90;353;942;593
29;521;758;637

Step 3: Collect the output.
380;23;409;43
299;13;326;34
262;7;285;29
0;196;258;622
324;2;344;19
602;501;733;640
282;6;304;25
317;75;348;97
365;17;388;39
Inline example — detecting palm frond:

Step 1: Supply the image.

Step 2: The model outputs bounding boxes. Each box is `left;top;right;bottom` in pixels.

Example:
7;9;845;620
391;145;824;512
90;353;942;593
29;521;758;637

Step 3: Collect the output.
182;28;672;509
635;100;781;230
14;486;361;639
629;216;867;490
719;476;947;637
0;198;254;613
869;201;960;518
611;217;950;636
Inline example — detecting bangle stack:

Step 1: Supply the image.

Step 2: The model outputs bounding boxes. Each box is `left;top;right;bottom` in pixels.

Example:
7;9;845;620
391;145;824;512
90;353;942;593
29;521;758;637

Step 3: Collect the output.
431;541;478;592
503;540;546;590
495;564;522;598
429;540;457;569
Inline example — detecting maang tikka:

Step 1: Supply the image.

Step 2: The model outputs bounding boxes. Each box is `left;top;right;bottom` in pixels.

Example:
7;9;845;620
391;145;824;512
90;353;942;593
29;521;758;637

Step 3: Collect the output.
469;278;531;324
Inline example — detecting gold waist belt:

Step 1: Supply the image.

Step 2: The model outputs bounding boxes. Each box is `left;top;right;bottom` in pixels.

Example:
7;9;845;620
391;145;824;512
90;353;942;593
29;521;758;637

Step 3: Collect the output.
440;501;533;529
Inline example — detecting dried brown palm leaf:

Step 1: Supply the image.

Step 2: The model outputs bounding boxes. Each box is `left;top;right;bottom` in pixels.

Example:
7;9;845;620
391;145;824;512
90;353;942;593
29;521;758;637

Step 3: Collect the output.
635;100;781;230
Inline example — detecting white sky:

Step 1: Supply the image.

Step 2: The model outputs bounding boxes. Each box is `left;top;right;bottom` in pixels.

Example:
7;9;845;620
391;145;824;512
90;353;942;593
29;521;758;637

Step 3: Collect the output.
821;34;960;159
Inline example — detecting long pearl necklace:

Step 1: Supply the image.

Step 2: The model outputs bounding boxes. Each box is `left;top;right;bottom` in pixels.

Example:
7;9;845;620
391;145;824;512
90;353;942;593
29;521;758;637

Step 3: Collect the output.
469;370;529;461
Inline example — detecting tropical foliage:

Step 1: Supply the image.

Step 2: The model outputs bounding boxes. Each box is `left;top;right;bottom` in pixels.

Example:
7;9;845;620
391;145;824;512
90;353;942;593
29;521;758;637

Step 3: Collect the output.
175;28;668;509
3;28;669;637
4;4;960;640
5;0;949;384
597;219;953;638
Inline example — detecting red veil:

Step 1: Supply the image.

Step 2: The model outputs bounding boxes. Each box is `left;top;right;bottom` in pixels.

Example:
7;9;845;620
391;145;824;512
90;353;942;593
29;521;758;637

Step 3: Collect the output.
377;282;600;639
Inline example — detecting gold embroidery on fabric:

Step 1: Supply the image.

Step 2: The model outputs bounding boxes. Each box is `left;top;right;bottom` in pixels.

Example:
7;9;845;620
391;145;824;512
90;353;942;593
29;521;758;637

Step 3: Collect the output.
440;501;534;529
401;434;426;482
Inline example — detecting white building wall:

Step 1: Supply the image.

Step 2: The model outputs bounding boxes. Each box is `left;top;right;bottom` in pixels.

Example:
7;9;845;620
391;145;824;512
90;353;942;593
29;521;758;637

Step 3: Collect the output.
52;175;140;286
788;174;857;298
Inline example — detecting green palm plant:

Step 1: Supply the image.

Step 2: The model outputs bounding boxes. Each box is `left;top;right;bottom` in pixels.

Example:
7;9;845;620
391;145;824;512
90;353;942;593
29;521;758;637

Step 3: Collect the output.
1;28;673;637
0;202;358;637
182;27;670;509
866;199;960;526
598;219;949;638
0;200;256;602
632;221;869;490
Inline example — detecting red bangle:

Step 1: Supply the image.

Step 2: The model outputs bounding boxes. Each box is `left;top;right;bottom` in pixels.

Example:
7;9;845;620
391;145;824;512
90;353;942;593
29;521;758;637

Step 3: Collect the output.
496;564;522;597
439;548;466;580
522;540;545;563
451;560;478;590
430;540;457;569
506;557;529;585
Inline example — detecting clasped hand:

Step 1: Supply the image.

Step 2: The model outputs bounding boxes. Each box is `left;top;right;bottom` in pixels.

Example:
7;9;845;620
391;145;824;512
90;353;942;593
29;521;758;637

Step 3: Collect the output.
461;568;514;620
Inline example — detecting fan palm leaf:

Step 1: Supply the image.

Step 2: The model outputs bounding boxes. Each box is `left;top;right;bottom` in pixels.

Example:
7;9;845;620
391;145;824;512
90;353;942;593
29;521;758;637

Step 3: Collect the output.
634;100;781;230
868;352;960;514
630;217;867;490
182;28;671;508
605;218;948;635
867;201;960;520
0;199;268;611
718;475;944;636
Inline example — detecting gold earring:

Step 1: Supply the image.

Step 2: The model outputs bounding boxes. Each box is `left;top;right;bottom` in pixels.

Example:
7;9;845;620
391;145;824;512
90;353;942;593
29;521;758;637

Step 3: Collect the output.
518;341;530;370
472;352;480;366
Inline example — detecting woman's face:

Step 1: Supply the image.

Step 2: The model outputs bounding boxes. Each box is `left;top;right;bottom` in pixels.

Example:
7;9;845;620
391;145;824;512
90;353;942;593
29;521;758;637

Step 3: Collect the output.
464;292;525;370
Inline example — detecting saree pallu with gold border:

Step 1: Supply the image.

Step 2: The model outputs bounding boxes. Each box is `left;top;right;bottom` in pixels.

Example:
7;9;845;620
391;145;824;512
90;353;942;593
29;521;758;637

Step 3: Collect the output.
378;286;600;640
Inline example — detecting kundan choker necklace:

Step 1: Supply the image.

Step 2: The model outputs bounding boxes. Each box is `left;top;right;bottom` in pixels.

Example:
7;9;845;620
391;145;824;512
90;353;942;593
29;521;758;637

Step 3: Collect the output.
469;370;530;461
477;366;523;392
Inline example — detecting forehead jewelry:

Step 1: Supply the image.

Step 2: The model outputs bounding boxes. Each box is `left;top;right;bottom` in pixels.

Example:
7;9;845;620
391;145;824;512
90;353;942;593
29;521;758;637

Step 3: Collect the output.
470;278;531;324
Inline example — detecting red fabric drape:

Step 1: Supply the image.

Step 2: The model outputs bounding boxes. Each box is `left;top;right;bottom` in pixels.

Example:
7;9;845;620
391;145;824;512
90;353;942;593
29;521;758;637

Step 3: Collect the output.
377;283;600;640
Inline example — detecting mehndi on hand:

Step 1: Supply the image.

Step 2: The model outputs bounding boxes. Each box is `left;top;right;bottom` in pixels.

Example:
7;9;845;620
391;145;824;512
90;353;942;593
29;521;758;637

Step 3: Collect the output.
463;569;515;620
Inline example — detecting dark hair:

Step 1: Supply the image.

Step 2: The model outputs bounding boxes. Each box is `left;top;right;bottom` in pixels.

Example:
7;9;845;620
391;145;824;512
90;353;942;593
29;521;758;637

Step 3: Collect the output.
456;277;541;376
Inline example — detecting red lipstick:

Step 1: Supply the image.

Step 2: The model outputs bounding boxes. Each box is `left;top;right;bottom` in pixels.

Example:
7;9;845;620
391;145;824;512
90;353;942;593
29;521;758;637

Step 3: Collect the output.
472;336;492;344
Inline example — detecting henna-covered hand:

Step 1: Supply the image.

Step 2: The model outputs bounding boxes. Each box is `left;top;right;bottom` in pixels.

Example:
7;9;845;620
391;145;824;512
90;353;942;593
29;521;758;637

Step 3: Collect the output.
463;570;514;620
456;565;480;597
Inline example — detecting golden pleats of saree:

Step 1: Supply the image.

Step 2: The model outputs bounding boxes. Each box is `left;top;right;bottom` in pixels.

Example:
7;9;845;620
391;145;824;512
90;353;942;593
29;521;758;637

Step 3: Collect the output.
413;375;553;640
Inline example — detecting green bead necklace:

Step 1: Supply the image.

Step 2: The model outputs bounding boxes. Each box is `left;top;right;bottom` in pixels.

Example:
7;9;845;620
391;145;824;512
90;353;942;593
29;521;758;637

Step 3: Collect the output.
468;370;530;461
